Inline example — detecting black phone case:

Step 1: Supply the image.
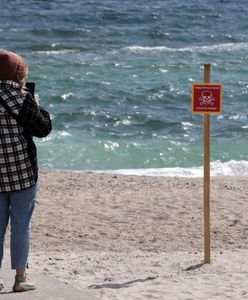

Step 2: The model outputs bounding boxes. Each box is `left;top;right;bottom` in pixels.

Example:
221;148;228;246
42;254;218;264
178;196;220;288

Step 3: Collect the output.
25;82;35;97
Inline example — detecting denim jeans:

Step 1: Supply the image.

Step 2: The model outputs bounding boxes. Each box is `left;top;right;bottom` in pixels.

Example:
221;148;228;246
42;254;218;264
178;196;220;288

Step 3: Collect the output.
0;183;37;270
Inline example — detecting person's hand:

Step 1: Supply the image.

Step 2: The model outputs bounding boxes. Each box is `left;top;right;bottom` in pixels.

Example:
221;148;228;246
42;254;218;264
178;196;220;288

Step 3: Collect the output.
34;95;40;105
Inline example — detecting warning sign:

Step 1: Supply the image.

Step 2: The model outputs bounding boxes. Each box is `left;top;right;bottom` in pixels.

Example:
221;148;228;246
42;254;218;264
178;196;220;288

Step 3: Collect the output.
192;83;222;114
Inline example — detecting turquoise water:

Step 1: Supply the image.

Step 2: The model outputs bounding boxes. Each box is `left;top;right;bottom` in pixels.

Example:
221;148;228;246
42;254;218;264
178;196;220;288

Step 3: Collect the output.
1;0;248;175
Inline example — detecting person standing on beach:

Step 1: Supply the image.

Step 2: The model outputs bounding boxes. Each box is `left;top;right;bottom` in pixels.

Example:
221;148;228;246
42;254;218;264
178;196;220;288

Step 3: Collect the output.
0;50;52;292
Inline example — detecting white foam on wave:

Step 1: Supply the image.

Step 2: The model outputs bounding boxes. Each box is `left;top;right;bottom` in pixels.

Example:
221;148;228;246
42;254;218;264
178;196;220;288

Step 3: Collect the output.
126;42;248;54
192;42;248;52
97;160;248;177
127;46;172;52
35;49;79;55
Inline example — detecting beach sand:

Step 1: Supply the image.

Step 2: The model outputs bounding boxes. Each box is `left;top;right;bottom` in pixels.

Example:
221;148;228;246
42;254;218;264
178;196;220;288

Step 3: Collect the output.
6;171;248;299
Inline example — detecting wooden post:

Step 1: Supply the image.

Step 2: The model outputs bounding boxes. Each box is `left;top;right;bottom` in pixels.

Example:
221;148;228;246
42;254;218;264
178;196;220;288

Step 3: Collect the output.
204;64;211;263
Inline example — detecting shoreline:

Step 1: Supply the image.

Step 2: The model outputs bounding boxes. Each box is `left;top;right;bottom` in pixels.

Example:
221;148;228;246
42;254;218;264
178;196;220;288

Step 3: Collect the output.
38;158;248;177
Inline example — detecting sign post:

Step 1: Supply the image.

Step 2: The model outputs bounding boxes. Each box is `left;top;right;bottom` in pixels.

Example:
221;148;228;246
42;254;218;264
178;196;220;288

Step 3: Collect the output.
203;64;211;264
192;64;222;264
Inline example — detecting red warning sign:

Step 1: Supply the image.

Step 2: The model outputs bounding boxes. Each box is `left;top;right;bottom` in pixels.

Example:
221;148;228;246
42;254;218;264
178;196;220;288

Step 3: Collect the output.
192;83;222;114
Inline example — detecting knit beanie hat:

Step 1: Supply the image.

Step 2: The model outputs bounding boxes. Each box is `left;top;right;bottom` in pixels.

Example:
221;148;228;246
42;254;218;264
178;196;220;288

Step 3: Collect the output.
0;50;27;83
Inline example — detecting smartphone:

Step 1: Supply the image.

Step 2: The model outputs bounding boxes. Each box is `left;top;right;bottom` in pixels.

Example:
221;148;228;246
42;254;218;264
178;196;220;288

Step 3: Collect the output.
25;82;35;97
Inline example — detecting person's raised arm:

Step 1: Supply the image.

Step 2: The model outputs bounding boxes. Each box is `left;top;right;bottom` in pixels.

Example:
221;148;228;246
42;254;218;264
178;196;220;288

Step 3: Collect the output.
18;93;52;138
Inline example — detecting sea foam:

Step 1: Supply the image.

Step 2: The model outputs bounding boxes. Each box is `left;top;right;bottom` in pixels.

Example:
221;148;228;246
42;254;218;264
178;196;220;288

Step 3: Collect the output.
125;42;248;54
97;160;248;177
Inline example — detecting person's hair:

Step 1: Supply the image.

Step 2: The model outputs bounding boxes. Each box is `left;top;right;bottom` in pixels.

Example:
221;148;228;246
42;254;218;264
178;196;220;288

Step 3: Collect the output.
16;61;28;88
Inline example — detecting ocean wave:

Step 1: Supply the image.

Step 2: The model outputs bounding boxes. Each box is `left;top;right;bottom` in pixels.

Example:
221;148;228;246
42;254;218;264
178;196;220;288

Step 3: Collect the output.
95;160;248;177
41;131;72;142
192;43;248;52
125;43;248;54
126;46;172;53
34;49;79;55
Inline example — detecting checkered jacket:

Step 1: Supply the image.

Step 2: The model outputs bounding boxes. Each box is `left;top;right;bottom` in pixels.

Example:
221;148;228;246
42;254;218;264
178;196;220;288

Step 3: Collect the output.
0;80;52;192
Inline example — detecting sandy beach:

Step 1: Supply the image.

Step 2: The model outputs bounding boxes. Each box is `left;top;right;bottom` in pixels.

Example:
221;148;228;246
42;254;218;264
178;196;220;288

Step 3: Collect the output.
5;171;248;299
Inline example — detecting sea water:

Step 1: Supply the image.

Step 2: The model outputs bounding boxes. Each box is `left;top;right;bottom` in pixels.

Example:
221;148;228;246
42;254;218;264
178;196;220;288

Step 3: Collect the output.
1;0;247;176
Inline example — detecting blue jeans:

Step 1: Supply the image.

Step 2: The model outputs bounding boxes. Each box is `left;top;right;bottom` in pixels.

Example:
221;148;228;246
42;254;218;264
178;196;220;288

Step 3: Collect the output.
0;183;37;270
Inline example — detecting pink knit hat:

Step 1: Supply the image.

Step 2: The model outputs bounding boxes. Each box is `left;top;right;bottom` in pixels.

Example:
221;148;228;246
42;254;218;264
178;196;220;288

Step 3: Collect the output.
0;50;27;82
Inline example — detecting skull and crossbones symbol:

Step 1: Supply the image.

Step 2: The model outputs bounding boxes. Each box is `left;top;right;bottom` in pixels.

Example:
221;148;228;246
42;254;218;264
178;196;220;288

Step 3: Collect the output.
199;90;215;106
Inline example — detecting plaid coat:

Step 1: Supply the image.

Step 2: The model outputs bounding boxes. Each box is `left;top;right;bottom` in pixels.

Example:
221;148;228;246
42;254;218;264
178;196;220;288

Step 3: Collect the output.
0;80;52;192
